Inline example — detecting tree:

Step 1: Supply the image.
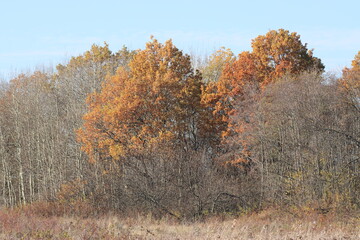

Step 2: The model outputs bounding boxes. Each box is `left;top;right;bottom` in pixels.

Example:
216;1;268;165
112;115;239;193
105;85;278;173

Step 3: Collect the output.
0;43;136;209
229;70;360;210
77;38;214;217
77;38;249;218
0;71;63;206
203;29;324;142
251;29;324;85
54;44;136;201
201;51;259;139
55;43;135;101
201;47;234;83
78;38;204;162
340;51;360;113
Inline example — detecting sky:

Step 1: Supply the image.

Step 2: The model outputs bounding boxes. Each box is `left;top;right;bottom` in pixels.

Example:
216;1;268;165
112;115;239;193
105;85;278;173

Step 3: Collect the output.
1;0;359;80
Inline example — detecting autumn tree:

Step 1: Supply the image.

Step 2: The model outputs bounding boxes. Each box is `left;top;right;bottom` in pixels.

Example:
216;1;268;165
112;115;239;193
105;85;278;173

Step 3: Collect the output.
77;38;249;218
54;43;135;156
55;43;135;104
202;51;258;141
202;29;325;166
336;51;360;156
53;44;136;203
340;51;360;112
333;51;360;208
251;29;324;85
220;28;326;199
78;38;205;161
78;39;201;216
201;47;234;83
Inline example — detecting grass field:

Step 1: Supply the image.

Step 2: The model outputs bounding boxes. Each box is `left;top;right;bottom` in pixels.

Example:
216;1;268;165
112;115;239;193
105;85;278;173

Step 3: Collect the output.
0;208;359;239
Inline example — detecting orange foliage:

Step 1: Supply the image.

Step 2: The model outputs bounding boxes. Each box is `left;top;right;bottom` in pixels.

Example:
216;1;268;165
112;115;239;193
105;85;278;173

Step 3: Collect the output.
201;51;258;138
202;29;324;141
339;51;360;107
202;29;324;167
251;29;324;85
78;38;205;163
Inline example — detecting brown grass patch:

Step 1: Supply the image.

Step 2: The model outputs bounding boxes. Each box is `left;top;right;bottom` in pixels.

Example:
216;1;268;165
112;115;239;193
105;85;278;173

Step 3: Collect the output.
0;207;359;239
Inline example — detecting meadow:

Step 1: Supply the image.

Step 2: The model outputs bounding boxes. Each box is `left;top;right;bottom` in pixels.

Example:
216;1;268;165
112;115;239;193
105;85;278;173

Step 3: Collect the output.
1;208;359;239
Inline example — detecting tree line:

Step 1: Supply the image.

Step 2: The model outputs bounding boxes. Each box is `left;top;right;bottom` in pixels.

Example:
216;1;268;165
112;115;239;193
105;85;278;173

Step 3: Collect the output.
0;29;359;219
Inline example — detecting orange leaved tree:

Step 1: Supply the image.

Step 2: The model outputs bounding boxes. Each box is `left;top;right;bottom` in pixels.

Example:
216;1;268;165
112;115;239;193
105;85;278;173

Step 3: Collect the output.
203;29;325;138
340;51;360;111
202;29;324;170
77;38;205;162
251;29;324;85
77;38;232;218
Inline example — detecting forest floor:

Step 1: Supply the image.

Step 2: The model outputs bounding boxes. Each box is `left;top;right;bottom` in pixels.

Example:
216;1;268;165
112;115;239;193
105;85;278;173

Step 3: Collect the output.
0;207;359;239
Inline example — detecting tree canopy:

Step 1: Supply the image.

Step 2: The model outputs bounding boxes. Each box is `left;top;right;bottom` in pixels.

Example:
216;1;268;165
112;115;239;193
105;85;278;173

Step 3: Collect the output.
77;38;205;163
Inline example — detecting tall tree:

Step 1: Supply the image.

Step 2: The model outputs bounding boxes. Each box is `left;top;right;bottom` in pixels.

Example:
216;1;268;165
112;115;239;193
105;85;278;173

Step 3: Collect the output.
202;51;258;139
201;47;234;83
203;29;324;140
78;38;204;162
340;51;360;113
251;29;324;85
77;39;245;218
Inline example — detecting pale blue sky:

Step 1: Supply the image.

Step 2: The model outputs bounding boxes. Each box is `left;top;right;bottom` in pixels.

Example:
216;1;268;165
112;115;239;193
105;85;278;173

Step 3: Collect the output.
1;0;359;79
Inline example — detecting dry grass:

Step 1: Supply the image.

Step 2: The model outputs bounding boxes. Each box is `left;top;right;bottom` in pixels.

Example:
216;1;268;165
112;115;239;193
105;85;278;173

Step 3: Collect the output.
0;208;359;239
